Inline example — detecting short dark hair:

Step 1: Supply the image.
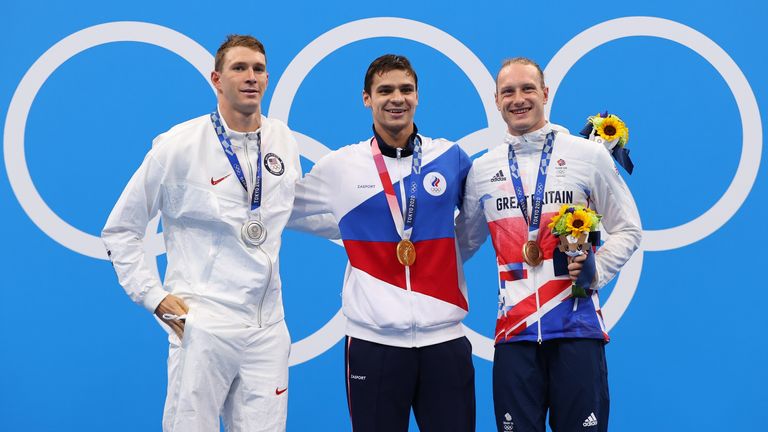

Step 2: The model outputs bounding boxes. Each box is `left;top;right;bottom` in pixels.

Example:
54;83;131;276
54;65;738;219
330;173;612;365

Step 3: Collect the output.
363;54;418;94
215;34;266;72
496;57;545;89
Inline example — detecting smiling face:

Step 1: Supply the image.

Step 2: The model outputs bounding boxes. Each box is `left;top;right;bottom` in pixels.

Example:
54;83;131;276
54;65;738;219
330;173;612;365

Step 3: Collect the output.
363;69;418;139
495;62;549;136
211;46;269;117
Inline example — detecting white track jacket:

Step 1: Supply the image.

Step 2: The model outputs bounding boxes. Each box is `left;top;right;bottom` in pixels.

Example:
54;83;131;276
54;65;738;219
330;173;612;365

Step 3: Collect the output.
457;123;642;343
103;113;300;326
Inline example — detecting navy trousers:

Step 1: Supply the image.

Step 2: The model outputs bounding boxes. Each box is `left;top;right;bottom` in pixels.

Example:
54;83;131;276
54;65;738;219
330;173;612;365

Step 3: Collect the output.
493;339;609;432
345;336;475;432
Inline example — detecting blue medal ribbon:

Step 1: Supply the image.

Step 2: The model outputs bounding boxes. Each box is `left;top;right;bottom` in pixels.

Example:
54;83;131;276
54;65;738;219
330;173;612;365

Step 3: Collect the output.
403;136;423;235
210;111;262;212
507;131;556;236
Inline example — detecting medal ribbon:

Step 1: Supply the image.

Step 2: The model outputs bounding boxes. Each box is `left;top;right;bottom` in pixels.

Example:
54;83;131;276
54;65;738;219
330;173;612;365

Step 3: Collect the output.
370;136;423;240
507;131;556;240
210;111;262;212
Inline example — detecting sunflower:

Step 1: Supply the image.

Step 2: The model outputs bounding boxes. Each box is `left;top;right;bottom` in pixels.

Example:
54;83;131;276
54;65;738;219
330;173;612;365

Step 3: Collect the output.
548;204;572;230
595;115;629;147
566;209;593;237
547;216;559;231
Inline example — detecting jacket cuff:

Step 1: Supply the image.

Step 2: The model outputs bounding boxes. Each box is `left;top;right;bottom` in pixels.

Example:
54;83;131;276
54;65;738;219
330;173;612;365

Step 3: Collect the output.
592;265;604;289
142;286;169;313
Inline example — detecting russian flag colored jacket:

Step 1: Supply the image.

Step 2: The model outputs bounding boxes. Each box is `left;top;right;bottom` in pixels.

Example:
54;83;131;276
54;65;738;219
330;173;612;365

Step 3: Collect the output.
456;123;642;344
290;132;472;348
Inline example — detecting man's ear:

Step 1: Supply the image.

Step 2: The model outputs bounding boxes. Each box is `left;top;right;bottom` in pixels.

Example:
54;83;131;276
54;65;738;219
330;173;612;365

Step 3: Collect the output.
211;70;221;92
362;91;371;108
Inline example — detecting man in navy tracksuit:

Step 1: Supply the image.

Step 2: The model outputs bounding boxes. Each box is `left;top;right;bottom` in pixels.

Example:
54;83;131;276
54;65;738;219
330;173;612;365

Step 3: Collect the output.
290;54;475;431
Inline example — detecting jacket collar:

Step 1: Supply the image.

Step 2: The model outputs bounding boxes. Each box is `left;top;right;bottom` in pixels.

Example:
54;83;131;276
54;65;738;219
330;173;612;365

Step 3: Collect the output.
503;122;554;154
372;124;419;157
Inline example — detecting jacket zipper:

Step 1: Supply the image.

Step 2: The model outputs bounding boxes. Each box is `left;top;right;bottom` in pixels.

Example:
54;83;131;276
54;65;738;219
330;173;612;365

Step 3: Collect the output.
245;133;273;328
533;264;542;343
256;246;273;327
396;148;415;345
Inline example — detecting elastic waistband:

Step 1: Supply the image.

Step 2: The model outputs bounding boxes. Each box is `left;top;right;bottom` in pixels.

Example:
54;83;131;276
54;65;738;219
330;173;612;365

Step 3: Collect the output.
346;320;465;348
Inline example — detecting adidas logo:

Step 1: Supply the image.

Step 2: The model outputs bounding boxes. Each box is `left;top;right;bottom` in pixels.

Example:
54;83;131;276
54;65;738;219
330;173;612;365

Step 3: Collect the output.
583;412;598;427
491;169;507;182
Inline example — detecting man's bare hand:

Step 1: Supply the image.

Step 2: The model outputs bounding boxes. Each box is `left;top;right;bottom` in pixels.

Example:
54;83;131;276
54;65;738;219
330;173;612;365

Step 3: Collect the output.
154;294;189;339
567;253;588;281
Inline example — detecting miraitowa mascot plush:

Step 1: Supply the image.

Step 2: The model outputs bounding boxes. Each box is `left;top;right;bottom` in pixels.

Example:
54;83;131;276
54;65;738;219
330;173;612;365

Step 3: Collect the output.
579;111;634;174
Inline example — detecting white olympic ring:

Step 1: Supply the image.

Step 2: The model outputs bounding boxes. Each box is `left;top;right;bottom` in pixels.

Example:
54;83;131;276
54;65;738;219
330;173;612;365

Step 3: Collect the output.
4;21;214;260
546;17;761;252
269;17;507;160
4;18;760;364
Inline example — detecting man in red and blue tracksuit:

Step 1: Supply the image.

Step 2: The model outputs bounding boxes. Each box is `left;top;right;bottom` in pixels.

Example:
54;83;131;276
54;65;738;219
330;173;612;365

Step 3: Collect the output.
457;57;642;432
290;54;475;431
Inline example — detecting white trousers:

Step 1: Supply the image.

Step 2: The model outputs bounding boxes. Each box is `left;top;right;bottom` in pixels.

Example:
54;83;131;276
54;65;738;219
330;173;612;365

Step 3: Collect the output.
162;306;290;432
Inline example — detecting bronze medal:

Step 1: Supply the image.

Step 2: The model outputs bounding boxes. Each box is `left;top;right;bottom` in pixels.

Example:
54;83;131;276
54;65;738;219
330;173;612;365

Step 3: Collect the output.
396;239;416;266
522;240;542;266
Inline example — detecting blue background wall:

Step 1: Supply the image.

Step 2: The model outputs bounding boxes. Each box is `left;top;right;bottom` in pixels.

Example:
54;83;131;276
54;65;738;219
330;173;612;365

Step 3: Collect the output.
2;1;766;430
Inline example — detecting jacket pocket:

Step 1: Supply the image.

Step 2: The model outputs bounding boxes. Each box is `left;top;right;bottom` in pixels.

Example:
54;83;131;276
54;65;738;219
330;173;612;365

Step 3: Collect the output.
342;267;411;330
163;183;220;221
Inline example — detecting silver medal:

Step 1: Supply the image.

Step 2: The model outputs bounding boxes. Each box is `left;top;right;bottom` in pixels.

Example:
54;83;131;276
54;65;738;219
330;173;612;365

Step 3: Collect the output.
241;219;267;247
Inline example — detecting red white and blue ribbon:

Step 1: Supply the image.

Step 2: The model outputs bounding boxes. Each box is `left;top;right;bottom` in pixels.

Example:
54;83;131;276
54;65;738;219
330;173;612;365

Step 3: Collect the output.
370;136;423;240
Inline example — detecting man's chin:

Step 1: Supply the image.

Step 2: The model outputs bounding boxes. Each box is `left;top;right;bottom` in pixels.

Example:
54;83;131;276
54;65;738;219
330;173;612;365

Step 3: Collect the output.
234;102;261;114
379;121;414;135
507;120;536;135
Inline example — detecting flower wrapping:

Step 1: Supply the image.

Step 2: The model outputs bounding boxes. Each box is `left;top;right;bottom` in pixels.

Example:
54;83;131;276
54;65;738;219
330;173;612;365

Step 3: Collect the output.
579;111;634;174
549;204;601;298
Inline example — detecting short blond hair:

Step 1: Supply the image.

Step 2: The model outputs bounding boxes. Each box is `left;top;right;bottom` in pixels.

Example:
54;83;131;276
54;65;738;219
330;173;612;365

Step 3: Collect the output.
496;57;545;88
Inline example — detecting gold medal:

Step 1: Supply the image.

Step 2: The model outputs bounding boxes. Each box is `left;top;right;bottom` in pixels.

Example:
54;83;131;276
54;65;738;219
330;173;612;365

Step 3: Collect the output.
396;239;416;266
521;240;542;266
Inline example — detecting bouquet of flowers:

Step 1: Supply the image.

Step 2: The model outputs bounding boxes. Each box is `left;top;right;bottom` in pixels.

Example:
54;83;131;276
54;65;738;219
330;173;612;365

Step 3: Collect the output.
579;111;634;174
548;204;601;298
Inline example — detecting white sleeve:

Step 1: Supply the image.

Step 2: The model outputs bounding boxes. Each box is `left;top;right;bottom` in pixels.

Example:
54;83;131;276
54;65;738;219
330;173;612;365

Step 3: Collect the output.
590;147;643;289
101;151;168;313
455;164;490;262
287;153;341;240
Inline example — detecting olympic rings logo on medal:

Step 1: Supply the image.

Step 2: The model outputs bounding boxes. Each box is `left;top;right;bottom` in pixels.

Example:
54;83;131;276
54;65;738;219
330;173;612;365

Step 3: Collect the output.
4;18;761;365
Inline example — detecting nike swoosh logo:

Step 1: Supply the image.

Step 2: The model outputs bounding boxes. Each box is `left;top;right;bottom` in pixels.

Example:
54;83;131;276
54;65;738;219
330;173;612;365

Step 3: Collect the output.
275;387;287;395
211;174;231;185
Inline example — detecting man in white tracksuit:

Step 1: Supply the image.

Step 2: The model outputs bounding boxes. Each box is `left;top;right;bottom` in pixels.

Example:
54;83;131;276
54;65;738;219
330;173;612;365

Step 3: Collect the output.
456;57;642;432
102;35;299;432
